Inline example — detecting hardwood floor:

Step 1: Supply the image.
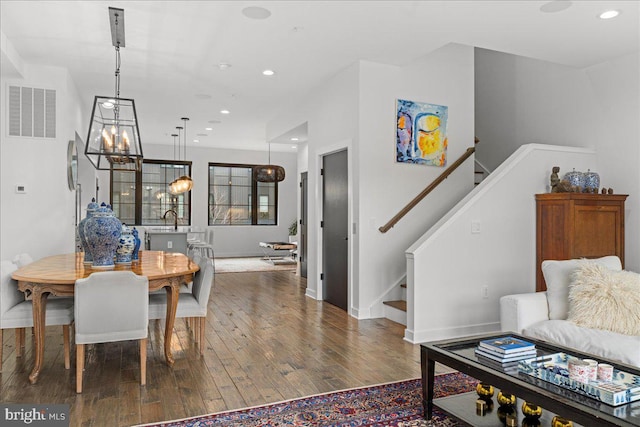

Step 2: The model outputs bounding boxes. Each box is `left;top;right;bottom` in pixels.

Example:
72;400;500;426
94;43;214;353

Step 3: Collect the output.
1;270;445;426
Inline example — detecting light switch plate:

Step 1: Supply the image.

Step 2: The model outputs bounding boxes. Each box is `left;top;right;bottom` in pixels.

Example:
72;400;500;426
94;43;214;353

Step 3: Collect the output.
15;184;26;194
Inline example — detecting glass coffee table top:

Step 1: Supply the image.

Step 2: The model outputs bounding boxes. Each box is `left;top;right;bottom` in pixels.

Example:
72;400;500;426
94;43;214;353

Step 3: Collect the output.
421;333;640;427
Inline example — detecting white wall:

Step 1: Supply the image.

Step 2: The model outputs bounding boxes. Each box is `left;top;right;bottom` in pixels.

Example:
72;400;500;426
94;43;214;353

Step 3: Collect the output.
268;44;476;317
1;63;88;262
584;53;640;272
107;143;299;258
406;144;598;343
475;48;639;272
357;44;475;317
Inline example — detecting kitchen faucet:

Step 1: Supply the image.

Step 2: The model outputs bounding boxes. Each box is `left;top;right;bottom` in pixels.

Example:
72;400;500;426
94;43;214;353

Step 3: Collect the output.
162;209;178;231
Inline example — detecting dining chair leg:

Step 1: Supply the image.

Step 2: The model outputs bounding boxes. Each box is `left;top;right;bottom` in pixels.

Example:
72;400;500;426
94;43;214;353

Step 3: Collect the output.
76;344;85;393
140;338;147;386
63;325;71;370
199;317;205;355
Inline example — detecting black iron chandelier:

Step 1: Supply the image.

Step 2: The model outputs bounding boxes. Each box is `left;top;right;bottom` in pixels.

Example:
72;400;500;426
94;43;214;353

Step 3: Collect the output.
85;7;143;171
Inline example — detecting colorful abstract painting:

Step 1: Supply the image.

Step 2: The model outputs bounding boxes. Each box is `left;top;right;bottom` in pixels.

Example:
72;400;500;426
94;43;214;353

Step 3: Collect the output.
396;99;448;166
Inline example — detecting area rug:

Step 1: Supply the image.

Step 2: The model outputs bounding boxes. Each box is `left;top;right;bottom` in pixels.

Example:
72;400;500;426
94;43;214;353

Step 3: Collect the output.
135;372;477;427
215;257;297;273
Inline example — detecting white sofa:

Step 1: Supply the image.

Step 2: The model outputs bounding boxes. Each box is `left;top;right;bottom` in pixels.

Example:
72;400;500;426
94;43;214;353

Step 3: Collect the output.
500;256;640;367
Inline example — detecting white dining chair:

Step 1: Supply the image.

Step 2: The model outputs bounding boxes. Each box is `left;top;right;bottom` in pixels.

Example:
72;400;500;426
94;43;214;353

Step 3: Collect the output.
0;260;74;372
74;271;149;393
148;257;214;355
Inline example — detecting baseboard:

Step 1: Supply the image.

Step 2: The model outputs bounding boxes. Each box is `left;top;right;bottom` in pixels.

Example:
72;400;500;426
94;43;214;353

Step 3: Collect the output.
305;288;317;300
404;322;501;344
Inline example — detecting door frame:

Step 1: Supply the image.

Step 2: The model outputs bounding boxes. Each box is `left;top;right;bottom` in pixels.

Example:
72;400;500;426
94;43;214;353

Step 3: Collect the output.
314;140;354;316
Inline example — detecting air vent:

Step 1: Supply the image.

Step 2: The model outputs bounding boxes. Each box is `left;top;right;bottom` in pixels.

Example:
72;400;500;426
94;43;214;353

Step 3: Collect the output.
8;85;56;138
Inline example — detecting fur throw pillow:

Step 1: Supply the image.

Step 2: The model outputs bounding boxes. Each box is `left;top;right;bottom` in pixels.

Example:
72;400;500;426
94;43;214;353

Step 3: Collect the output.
568;262;640;336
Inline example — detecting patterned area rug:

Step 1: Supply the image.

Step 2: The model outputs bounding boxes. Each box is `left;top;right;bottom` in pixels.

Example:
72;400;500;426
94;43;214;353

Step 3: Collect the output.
215;257;297;273
135;372;477;427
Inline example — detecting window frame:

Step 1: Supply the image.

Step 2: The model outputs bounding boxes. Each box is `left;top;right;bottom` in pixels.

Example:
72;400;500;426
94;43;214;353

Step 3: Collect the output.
110;159;192;226
208;162;278;226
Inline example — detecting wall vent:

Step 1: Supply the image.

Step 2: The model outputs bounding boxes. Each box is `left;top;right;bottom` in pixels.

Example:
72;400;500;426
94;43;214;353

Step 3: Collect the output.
8;85;56;138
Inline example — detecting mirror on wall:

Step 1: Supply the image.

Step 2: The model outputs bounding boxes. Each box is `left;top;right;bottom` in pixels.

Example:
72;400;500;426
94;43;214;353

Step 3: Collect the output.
67;137;79;191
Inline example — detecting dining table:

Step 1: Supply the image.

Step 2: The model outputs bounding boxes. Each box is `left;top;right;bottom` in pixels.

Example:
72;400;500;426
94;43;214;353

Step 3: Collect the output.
11;250;199;384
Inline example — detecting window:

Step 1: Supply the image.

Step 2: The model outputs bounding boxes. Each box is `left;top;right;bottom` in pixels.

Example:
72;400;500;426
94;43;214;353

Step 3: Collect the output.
111;159;191;226
208;163;277;225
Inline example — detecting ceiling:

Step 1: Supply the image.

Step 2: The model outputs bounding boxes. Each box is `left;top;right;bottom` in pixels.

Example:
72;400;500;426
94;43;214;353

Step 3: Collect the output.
1;1;638;152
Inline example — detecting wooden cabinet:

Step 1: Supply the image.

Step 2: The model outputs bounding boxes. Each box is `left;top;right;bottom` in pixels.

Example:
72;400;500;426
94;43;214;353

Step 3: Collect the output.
536;193;627;292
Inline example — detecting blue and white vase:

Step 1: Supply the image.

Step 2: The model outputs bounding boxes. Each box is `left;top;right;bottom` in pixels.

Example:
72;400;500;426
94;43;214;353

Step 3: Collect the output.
78;198;100;265
116;223;135;265
132;227;141;261
563;169;585;191
584;169;600;191
84;203;121;269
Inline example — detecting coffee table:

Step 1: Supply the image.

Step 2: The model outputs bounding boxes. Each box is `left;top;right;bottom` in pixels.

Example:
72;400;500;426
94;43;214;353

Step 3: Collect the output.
421;332;640;426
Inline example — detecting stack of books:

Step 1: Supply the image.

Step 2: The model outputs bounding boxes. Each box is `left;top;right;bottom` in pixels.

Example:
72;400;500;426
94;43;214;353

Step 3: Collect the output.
475;336;536;373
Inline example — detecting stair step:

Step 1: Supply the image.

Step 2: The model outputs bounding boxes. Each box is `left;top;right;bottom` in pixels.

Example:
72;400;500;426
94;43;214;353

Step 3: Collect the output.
383;300;407;312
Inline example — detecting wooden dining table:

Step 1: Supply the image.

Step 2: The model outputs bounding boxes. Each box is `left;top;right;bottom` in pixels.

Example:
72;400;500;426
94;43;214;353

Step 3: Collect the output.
11;250;199;384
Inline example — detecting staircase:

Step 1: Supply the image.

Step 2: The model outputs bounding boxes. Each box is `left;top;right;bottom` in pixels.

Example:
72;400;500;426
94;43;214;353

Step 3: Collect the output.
383;283;407;325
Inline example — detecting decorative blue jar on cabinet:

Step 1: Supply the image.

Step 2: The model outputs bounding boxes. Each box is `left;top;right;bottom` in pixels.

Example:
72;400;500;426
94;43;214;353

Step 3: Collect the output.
78;198;100;265
116;223;136;265
563;169;586;191
132;227;141;261
84;203;121;269
584;169;600;191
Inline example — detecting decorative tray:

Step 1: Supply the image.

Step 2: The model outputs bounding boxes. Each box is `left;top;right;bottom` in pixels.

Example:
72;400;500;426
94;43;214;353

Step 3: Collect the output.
518;353;640;406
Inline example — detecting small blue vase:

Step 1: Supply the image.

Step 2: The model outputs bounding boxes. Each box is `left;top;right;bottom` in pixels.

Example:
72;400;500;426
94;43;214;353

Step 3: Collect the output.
116;223;136;265
84;203;121;269
78;198;100;265
132;227;141;261
563;169;585;191
584;169;600;191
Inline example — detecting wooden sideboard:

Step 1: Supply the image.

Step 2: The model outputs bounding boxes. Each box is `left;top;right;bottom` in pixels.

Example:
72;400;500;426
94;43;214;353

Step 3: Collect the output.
536;193;627;292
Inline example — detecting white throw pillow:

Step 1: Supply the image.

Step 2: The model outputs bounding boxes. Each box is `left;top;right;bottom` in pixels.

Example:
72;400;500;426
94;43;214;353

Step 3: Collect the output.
569;263;640;336
542;256;622;320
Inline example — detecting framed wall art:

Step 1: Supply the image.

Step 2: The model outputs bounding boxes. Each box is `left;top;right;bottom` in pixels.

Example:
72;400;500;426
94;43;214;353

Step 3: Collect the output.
396;99;448;166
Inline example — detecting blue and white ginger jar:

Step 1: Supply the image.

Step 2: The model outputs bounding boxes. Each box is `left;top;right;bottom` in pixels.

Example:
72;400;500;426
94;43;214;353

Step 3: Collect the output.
116;223;135;265
132;227;141;261
584;169;600;191
84;203;121;269
563;169;586;191
78;198;100;265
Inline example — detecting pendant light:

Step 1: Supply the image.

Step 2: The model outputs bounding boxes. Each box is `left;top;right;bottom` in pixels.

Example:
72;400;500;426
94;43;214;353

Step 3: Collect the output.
85;7;143;171
169;118;193;194
254;143;285;182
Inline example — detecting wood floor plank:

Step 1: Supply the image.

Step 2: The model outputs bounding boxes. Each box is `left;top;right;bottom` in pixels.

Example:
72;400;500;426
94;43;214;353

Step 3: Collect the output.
0;269;442;427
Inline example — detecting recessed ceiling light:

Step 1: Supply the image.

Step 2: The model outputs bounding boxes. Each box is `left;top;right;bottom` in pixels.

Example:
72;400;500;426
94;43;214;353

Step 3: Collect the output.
599;10;620;19
102;101;114;109
193;139;199;143
242;6;271;20
218;63;232;70
262;69;275;76
290;137;299;141
205;127;213;131
540;1;572;13
292;146;297;149
220;110;230;115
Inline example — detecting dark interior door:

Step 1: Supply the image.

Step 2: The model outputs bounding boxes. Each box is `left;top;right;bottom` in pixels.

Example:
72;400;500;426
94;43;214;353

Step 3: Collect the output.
322;149;348;311
300;172;308;278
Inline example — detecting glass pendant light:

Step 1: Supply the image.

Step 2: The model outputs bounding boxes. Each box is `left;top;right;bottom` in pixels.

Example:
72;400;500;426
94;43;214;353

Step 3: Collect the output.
170;117;193;194
85;7;143;171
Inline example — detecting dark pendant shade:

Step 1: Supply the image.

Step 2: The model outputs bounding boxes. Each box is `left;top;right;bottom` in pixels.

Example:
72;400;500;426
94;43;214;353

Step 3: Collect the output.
85;96;143;171
254;165;285;182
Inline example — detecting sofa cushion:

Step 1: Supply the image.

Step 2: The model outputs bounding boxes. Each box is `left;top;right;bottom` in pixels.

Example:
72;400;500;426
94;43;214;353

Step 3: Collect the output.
523;320;640;367
569;263;640;335
542;256;622;320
